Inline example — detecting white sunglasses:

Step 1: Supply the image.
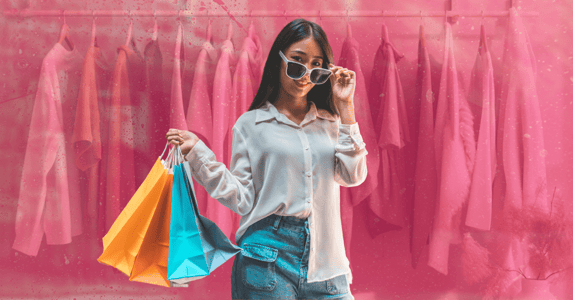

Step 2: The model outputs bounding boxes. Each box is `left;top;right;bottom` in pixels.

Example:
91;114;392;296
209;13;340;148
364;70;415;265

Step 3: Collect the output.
279;50;333;85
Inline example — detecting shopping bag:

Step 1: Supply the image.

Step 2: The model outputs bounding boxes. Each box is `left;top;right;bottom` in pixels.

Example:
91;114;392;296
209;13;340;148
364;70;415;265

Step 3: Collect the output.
128;173;173;287
97;143;171;276
97;158;169;275
167;147;241;285
182;161;242;273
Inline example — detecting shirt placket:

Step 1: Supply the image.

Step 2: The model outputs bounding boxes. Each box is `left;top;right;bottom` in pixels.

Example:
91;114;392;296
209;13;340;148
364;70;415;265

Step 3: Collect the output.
296;126;313;204
297;126;315;253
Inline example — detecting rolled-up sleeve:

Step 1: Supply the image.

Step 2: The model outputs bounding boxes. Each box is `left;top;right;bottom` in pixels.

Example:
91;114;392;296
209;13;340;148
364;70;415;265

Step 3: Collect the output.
334;122;368;187
185;126;255;216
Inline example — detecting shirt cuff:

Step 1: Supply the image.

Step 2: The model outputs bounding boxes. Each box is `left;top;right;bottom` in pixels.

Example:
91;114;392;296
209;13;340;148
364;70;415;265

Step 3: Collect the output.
338;122;366;151
185;139;216;174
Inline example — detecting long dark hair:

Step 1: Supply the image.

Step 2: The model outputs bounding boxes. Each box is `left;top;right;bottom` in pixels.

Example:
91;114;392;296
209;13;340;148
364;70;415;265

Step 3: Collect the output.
247;18;338;116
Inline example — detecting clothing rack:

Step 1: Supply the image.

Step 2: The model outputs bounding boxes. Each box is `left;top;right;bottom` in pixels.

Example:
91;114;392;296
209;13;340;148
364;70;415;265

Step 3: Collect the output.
3;9;539;18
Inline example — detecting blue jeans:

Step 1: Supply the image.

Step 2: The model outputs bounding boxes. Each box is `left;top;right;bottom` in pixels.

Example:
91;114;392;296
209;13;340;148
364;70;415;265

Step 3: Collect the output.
231;214;354;300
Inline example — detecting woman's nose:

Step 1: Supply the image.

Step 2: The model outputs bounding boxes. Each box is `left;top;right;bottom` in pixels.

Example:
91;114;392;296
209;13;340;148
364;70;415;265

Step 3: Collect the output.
301;66;312;82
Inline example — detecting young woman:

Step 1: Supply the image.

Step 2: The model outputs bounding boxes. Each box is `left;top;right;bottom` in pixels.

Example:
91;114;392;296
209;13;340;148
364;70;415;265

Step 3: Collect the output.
166;18;367;300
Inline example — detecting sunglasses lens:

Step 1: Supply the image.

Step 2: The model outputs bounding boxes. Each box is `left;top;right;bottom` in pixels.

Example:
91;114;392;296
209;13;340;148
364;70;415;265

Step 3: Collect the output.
286;62;305;79
310;69;332;84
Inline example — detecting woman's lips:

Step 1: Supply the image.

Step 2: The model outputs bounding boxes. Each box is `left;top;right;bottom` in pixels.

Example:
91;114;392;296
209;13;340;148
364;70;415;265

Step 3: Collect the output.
295;81;309;88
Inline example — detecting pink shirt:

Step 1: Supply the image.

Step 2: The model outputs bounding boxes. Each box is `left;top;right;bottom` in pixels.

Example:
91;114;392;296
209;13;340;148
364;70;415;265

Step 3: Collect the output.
13;43;84;256
208;37;237;238
465;24;496;231
367;24;411;232
410;25;438;269
428;23;476;275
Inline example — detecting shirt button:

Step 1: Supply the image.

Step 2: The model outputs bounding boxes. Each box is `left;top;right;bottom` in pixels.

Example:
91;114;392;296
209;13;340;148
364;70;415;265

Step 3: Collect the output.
304;146;309;150
306;198;311;203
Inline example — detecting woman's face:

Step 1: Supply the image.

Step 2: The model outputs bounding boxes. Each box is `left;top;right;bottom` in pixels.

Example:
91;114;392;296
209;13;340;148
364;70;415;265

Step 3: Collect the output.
280;37;325;99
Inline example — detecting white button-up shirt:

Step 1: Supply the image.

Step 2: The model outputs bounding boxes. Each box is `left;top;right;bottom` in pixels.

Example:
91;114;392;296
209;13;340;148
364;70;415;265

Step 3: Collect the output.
186;100;368;284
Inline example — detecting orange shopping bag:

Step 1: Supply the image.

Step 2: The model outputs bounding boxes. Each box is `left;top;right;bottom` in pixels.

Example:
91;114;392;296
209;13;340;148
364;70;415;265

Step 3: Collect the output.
97;144;171;276
129;172;173;287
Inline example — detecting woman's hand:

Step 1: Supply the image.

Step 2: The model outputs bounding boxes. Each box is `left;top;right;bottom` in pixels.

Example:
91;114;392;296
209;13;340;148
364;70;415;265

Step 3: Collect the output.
328;63;356;106
166;129;200;157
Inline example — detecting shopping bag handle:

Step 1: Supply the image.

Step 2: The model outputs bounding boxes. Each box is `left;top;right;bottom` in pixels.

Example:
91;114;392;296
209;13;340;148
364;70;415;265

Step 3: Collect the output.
167;145;185;170
176;146;184;165
159;141;171;160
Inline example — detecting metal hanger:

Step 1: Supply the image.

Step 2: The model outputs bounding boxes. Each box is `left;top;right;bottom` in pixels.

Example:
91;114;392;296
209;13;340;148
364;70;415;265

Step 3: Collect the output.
124;10;133;47
479;10;488;52
206;10;212;44
346;10;352;38
91;10;98;47
226;12;233;41
152;9;158;41
418;10;424;38
58;10;74;50
204;10;217;62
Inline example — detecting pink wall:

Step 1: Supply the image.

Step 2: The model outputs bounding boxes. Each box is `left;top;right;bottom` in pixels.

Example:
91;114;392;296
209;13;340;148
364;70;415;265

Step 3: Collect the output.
2;0;573;299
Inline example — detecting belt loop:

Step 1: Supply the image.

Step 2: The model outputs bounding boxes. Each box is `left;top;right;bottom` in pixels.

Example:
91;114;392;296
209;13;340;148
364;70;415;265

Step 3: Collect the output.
273;215;282;230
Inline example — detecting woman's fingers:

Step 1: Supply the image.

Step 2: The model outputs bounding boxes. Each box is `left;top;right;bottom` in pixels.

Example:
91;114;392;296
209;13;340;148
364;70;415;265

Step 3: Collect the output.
330;66;355;84
167;128;185;145
167;136;183;145
166;129;184;139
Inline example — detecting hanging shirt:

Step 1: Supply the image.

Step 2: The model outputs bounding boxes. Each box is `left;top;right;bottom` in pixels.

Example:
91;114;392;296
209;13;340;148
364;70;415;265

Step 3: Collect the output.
337;34;380;266
231;21;265;120
186;38;218;217
366;24;411;235
410;24;438;269
13;43;84;256
72;45;110;171
185;100;368;284
72;44;110;241
208;37;237;238
490;8;548;295
99;43;139;232
427;23;476;275
143;38;166;163
125;39;147;187
465;24;496;231
169;23;188;132
338;35;380;208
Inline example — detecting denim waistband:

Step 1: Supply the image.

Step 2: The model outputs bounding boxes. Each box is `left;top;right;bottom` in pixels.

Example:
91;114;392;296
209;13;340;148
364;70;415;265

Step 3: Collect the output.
259;214;308;228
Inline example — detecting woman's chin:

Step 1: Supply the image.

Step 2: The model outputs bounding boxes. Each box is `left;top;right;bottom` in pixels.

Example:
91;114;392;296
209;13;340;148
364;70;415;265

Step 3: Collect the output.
289;87;307;96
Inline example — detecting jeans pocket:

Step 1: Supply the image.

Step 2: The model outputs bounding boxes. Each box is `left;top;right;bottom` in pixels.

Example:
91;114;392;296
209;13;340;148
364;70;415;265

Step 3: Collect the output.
326;274;349;294
240;243;279;291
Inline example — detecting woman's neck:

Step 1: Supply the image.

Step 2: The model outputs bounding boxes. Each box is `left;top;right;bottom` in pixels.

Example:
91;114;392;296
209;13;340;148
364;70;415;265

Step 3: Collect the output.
275;89;309;115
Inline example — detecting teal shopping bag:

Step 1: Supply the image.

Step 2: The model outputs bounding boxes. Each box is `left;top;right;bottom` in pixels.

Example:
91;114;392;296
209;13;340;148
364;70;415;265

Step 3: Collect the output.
182;161;242;273
167;148;241;286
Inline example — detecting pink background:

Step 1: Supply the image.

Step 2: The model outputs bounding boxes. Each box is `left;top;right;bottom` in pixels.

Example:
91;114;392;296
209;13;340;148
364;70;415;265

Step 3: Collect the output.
2;0;573;299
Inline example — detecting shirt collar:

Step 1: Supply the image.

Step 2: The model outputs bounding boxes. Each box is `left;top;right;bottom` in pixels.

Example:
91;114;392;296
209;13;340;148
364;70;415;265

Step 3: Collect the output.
255;100;337;125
